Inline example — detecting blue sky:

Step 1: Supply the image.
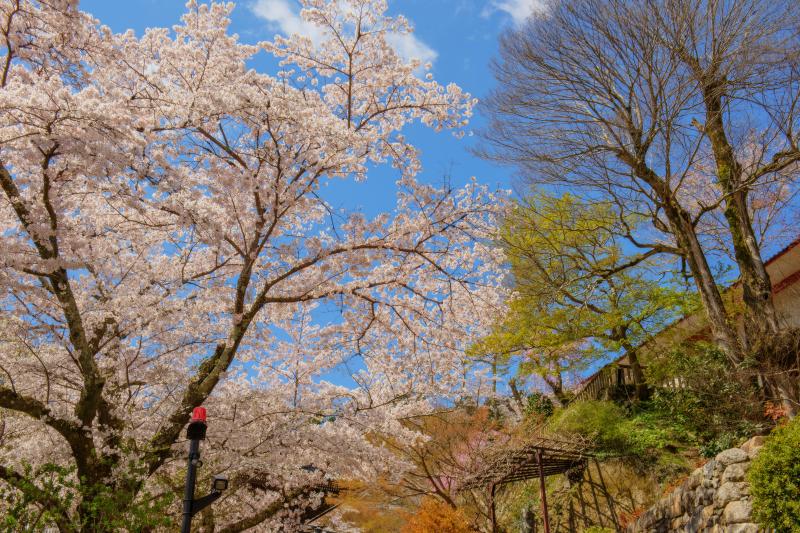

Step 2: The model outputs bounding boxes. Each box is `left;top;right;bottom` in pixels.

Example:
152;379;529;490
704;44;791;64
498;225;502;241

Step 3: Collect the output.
78;0;546;212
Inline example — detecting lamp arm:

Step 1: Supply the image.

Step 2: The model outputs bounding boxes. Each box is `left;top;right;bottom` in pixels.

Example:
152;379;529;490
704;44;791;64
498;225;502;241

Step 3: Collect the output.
191;490;222;516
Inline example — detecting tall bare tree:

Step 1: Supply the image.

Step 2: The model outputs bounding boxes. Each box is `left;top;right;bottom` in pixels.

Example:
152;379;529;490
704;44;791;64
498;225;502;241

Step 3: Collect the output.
650;0;800;340
480;0;800;412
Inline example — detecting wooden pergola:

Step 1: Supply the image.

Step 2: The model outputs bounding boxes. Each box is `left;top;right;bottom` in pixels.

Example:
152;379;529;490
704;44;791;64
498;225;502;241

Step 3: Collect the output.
459;436;596;533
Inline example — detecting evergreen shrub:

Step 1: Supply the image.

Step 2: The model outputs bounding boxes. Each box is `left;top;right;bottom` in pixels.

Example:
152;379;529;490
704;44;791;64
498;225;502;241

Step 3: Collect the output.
748;417;800;532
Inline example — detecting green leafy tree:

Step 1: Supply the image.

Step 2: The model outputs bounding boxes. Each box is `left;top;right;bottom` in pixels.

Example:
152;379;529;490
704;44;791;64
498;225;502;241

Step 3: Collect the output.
475;193;691;402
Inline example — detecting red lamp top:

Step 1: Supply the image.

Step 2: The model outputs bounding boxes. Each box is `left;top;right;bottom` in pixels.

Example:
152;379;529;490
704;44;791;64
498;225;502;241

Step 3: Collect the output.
191;406;207;423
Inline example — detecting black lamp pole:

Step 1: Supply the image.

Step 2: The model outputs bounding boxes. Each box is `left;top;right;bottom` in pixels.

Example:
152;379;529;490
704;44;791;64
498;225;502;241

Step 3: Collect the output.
181;407;227;533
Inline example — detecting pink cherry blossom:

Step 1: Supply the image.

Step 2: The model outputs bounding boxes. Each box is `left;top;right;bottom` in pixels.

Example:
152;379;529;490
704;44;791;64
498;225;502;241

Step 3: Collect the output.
0;1;504;529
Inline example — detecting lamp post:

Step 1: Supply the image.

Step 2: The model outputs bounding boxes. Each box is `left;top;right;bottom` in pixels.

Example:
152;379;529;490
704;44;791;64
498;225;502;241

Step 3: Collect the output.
180;407;228;533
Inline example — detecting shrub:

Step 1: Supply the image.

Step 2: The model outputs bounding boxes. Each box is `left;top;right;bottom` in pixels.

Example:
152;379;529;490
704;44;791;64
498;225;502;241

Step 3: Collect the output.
0;462;174;532
748;417;800;532
547;400;670;457
524;392;555;419
644;342;765;450
548;400;696;473
548;401;632;454
401;498;471;533
697;433;742;459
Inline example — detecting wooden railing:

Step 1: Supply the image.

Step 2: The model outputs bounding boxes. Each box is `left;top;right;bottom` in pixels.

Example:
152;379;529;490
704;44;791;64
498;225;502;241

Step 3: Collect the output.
573;364;637;402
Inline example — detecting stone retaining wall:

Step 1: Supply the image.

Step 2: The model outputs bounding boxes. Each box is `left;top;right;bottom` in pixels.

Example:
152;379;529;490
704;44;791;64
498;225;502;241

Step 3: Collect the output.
627;437;765;532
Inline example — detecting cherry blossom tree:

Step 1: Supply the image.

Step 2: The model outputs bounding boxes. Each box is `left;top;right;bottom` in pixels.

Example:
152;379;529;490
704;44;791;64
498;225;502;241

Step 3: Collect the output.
0;0;503;530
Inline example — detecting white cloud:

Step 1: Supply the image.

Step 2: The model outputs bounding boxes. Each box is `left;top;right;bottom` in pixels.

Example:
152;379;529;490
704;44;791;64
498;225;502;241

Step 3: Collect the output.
251;0;437;64
251;0;326;44
385;32;437;66
486;0;548;26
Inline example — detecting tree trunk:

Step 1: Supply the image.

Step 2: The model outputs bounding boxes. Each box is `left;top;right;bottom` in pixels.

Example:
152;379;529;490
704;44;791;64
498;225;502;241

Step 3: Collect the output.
773;374;798;418
543;373;570;407
702;82;780;342
509;378;526;413
611;325;650;401
622;343;649;402
628;160;743;364
659;191;743;364
491;353;498;396
700;82;800;414
726;189;780;337
675;213;742;362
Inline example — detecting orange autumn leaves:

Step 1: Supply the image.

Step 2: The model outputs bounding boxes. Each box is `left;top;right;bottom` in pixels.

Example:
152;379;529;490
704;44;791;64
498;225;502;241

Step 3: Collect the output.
401;498;472;533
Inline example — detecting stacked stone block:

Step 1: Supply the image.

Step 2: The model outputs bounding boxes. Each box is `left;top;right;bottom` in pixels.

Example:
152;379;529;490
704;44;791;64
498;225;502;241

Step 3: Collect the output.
626;437;764;532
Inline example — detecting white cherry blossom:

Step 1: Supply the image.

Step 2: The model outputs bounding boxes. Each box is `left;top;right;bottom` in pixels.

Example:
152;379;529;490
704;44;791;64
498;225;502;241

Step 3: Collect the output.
0;1;503;530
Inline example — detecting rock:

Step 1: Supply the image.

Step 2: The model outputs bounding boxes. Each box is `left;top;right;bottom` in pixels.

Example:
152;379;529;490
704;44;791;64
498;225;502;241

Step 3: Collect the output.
679;488;696;510
715;482;750;505
704;458;722;479
670;517;684;529
722;500;753;524
725;524;760;533
669;492;684;518
687;467;705;489
685;504;712;531
722;462;749;482
700;486;718;506
740;436;765;458
715;448;749;466
702;504;718;528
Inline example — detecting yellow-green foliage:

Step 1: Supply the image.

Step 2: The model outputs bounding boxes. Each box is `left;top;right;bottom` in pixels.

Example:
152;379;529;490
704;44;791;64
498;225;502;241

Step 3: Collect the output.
548;401;633;453
748;417;800;532
547;401;694;464
471;191;688;390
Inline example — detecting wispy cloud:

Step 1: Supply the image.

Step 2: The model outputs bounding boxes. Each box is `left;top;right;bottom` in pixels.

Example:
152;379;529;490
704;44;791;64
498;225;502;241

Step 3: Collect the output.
251;0;326;44
385;32;437;66
484;0;548;26
251;0;437;65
